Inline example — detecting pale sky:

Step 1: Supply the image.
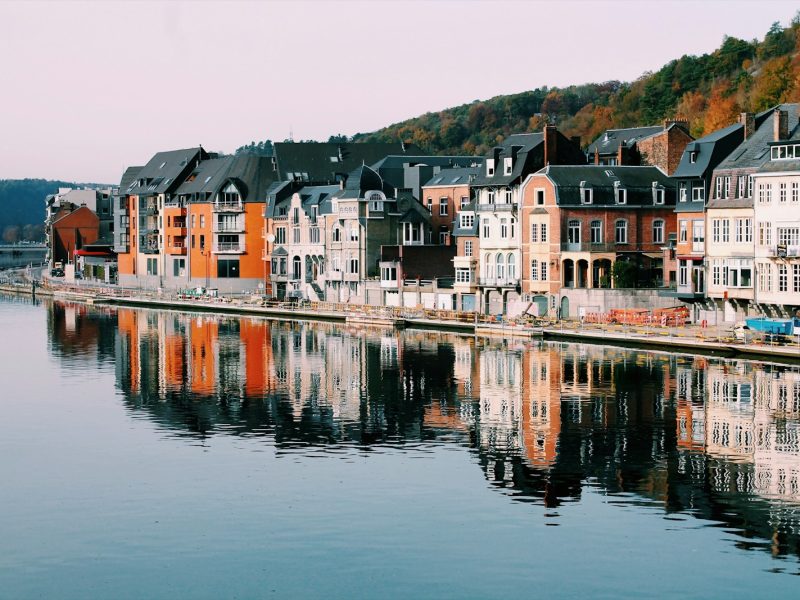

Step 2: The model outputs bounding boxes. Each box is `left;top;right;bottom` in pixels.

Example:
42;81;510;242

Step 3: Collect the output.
0;0;795;183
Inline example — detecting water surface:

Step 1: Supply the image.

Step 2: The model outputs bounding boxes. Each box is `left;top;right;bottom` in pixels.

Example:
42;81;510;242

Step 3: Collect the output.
0;295;798;598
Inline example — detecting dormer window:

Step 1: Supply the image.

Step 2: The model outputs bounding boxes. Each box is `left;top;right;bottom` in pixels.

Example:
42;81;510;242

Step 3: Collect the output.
615;186;627;205
771;144;800;160
460;214;474;229
486;159;495;176
689;151;697;164
654;187;665;205
368;191;383;212
679;182;687;202
504;157;513;175
580;187;592;205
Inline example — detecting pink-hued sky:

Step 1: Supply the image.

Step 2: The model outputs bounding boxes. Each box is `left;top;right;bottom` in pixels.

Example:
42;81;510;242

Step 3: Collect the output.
0;0;795;183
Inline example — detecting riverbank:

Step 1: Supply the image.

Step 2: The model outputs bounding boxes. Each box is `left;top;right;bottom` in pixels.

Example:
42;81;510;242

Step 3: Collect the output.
3;281;800;362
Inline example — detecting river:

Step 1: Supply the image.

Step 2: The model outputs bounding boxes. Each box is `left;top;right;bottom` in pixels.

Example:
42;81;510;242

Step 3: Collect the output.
0;294;798;598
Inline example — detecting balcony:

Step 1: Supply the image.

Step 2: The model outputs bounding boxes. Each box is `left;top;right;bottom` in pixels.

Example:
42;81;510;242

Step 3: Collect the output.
768;244;800;258
213;222;245;233
478;277;519;288
213;241;245;254
560;242;616;253
144;206;158;216
477;203;515;212
213;201;244;212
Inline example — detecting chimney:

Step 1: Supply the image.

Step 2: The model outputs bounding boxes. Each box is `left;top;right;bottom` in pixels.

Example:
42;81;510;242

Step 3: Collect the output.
774;109;789;141
617;144;625;166
593;150;600;165
740;112;755;140
543;125;558;166
664;118;689;131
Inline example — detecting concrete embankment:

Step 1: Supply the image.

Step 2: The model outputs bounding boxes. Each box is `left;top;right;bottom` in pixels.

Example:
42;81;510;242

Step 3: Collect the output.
3;283;800;362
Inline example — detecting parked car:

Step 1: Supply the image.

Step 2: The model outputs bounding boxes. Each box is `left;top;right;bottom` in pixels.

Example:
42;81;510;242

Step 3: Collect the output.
50;268;64;277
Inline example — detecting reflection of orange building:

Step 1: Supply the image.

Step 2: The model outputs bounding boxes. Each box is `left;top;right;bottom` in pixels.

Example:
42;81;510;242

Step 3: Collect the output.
189;317;217;395
240;318;274;398
521;344;562;468
116;308;141;393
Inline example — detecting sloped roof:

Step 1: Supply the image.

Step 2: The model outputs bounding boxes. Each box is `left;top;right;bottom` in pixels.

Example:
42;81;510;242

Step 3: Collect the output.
586;126;664;155
118;166;143;192
371;155;481;171
716;104;799;171
336;164;392;199
471;133;544;187
175;155;275;203
127;147;207;195
543;165;675;206
673;123;743;179
273;142;422;184
423;166;481;187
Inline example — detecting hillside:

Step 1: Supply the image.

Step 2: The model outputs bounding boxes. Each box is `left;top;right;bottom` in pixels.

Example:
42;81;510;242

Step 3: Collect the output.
347;17;800;155
0;179;105;242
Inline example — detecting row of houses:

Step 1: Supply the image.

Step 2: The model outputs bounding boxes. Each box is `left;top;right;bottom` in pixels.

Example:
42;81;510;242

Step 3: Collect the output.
53;104;800;321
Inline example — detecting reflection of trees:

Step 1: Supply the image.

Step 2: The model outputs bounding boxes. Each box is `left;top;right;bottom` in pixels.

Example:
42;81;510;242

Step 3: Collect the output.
46;301;800;562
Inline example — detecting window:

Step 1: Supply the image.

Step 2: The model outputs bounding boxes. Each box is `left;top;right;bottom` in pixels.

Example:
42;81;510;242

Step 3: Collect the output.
349;227;359;242
679;182;687;202
616;188;627;204
794;182;800;203
735;218;752;243
348;258;359;274
455;268;471;283
535;189;545;205
590;220;602;244
691;184;704;201
540;223;547;242
200;215;205;228
759;263;772;292
654;188;665;204
199;234;205;250
723;176;730;198
758;222;772;246
191;235;195;249
504;157;513;175
381;266;397;282
332;227;341;242
653;219;664;244
218;259;240;278
310;227;320;244
507;254;516;280
779;264;788;292
146;258;157;276
777;227;800;246
679;262;688;287
486;159;495;176
780;183;788;203
679;220;687;242
460;196;469;209
439;198;448;216
487;190;495;204
690;151;697;164
531;223;538;243
482;221;490;238
737;176;746;198
692;220;704;249
568;220;581;244
794;264;800;293
460;214;474;229
275;227;286;244
716;176;723;199
615;219;628;244
292;256;302;280
439;230;449;245
426;198;433;212
191;214;196;228
293;228;300;243
510;217;516;239
758;183;772;203
403;223;421;244
747;175;754;198
581;188;592;204
465;240;473;257
540;261;547;282
530;260;538;281
484;254;494;279
504;189;512;204
500;218;508;240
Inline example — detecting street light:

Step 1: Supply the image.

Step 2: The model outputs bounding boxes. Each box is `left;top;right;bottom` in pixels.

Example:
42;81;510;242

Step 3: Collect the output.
201;247;210;289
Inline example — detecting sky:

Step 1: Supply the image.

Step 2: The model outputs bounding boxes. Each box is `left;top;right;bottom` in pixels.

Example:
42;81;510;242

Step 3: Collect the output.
0;0;797;183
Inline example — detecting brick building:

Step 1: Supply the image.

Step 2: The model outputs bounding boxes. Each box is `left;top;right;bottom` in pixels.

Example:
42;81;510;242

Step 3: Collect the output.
587;121;693;175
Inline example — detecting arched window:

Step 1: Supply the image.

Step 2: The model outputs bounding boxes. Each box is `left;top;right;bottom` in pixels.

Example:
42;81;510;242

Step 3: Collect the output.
332;227;341;242
496;253;505;280
507;253;516;280
615;219;628;244
292;256;301;280
221;182;241;205
652;219;664;244
485;253;494;279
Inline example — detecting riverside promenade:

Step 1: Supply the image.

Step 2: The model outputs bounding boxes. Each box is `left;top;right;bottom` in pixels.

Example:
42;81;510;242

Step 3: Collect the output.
2;276;800;362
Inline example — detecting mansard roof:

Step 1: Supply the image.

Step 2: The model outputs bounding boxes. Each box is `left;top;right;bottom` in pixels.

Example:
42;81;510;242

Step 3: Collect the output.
543;165;675;206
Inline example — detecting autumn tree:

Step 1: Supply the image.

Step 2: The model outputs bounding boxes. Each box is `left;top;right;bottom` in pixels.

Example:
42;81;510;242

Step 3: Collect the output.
703;82;739;134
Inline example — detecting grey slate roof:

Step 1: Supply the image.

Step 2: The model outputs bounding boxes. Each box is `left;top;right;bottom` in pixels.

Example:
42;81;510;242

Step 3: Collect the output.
586;126;664;155
673;123;744;179
118;166;143;191
371;155;481;171
423;166;481;187
716;104;800;170
174;155;275;203
335;164;392;200
543;165;675;206
127;147;208;195
758;157;800;173
299;184;340;217
273;142;422;184
471;133;544;187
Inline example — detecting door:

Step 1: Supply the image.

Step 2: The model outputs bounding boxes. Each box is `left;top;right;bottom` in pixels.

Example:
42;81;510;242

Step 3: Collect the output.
560;296;570;319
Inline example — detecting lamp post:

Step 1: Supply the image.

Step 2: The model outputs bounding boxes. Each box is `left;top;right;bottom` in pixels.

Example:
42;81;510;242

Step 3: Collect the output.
201;248;210;290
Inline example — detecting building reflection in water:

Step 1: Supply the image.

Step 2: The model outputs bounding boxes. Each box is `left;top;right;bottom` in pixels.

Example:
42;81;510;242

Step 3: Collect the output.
47;301;800;561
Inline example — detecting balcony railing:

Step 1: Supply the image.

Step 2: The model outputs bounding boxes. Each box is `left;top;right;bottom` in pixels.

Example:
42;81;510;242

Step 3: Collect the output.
768;244;800;258
213;201;244;212
560;242;616;252
477;203;514;212
478;277;519;287
213;241;245;253
213;222;245;233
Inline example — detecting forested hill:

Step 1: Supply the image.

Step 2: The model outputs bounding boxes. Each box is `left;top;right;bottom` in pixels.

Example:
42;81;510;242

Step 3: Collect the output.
349;18;800;155
0;179;104;243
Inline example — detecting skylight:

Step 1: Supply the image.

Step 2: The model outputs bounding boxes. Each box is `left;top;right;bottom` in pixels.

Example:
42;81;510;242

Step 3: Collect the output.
159;161;166;169
204;176;212;184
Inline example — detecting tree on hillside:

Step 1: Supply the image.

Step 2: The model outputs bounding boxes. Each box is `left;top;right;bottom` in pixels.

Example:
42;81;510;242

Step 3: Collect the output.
750;55;794;110
703;82;740;134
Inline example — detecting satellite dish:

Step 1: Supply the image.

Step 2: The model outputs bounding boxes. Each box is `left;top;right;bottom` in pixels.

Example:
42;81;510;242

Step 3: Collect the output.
266;234;276;243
